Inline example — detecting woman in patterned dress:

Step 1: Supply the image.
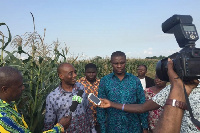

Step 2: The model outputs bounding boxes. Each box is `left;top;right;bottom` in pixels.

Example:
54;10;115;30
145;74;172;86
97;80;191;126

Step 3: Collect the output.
144;75;167;132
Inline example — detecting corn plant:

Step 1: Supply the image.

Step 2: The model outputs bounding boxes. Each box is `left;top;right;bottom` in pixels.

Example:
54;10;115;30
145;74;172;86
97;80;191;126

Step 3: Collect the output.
4;37;72;133
1;15;74;132
0;23;12;66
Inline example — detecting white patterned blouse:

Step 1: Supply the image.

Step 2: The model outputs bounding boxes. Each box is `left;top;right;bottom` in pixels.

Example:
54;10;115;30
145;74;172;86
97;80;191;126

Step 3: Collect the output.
152;85;200;133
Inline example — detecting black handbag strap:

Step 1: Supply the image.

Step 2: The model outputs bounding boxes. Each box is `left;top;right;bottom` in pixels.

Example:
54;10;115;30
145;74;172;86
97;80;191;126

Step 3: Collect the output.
183;83;200;130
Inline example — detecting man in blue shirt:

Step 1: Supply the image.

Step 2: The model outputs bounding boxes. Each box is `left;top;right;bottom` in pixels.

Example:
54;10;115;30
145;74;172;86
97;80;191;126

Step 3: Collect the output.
97;51;148;133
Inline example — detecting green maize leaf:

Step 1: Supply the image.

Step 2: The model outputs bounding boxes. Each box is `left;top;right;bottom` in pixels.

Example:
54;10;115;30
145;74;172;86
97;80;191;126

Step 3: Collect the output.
39;56;43;64
37;96;46;113
18;46;24;54
0;23;12;50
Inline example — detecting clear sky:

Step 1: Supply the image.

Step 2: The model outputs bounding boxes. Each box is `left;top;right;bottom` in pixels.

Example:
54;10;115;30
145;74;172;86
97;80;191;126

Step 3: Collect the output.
1;0;200;59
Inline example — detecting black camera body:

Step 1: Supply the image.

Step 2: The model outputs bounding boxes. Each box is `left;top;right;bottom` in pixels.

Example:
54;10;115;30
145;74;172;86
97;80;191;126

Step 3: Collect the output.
156;15;200;81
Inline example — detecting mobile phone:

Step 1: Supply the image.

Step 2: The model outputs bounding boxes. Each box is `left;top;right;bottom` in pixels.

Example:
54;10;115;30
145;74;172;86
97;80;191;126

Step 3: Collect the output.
88;93;101;105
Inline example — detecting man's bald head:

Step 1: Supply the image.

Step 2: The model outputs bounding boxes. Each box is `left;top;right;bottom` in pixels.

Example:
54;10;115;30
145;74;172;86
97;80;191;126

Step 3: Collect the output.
57;63;73;74
0;66;22;88
57;63;77;86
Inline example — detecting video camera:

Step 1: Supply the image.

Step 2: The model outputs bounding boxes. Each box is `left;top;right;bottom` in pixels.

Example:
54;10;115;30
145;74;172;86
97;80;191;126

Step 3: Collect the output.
156;14;200;81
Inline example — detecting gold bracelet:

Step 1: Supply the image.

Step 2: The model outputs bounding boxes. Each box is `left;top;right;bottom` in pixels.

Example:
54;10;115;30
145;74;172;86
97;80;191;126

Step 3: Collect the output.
56;123;65;133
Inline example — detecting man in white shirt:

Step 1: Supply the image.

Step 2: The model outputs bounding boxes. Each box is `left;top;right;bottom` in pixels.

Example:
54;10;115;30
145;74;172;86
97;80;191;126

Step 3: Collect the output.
137;65;155;90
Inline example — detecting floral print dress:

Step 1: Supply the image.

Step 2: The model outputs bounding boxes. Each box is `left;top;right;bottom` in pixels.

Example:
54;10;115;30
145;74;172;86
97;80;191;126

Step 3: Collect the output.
145;88;164;131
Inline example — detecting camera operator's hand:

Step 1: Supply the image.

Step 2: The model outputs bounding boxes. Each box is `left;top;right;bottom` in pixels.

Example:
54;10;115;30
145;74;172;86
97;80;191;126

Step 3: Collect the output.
154;58;199;133
167;58;199;95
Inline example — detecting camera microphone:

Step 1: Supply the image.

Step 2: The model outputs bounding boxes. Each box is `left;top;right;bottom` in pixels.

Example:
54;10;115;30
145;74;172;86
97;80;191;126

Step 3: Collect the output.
69;89;84;115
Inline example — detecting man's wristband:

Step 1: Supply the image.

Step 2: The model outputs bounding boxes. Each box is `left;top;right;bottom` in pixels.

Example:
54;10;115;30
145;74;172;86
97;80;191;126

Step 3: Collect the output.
165;99;187;110
122;104;125;111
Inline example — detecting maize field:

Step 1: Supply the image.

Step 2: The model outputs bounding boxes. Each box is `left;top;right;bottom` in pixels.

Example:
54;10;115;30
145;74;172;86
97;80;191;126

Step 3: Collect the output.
0;22;159;133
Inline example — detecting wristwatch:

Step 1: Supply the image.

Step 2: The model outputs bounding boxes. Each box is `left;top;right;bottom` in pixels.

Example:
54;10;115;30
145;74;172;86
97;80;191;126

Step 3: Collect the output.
165;99;187;110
